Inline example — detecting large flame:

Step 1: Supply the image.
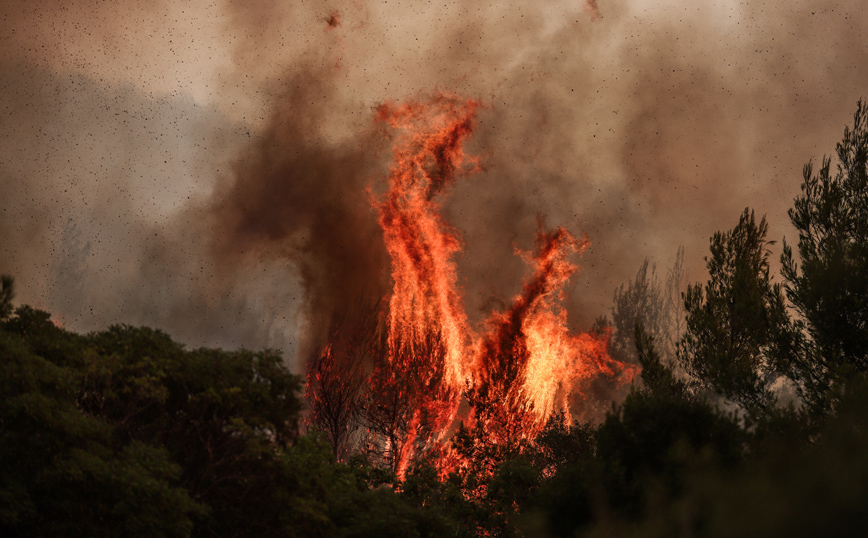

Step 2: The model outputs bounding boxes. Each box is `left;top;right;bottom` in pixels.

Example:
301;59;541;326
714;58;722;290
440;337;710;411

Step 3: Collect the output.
373;94;479;393
308;93;636;475
470;226;632;445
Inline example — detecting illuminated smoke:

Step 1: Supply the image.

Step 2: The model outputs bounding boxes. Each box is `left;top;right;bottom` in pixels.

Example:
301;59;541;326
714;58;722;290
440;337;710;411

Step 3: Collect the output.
1;0;867;371
315;93;638;474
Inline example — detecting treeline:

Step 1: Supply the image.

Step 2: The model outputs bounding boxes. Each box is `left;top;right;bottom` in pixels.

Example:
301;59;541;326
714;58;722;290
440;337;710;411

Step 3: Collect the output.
1;302;472;537
3;100;868;537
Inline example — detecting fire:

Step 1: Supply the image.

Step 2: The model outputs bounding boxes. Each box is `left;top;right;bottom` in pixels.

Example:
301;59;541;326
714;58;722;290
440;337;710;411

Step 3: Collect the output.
475;228;590;428
372;94;479;393
306;92;636;475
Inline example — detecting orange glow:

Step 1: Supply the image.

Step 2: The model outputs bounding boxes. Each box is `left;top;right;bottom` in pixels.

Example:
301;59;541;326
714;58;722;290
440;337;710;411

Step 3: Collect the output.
373;93;479;393
309;92;637;476
468;226;636;445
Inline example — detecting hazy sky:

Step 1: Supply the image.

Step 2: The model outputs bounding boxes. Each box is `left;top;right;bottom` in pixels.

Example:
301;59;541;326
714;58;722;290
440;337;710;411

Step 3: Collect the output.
2;0;866;370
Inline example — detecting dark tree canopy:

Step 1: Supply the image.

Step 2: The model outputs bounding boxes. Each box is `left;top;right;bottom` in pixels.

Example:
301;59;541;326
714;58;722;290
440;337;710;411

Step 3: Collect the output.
7;99;868;538
678;209;790;416
0;309;203;538
0;275;13;320
781;99;868;415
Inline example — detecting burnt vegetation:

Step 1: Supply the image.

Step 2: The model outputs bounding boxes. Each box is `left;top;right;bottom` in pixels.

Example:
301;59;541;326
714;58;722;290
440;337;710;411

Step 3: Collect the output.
4;101;868;537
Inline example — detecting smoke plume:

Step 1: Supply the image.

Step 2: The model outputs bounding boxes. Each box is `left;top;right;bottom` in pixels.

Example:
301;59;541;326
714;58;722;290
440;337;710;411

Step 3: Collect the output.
1;0;867;373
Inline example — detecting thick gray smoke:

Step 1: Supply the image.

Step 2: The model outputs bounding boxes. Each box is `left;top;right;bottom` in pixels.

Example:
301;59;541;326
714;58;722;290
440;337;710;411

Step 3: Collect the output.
1;0;866;370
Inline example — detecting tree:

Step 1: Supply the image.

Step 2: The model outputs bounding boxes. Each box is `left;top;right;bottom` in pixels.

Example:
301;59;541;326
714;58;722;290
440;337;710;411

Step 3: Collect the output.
610;248;686;366
593;374;868;538
306;302;379;461
781;99;868;414
596;370;744;523
360;330;451;476
678;209;790;417
0;308;204;538
2;302;474;538
92;331;304;538
0;275;13;320
610;260;664;365
14;315;308;538
634;324;689;401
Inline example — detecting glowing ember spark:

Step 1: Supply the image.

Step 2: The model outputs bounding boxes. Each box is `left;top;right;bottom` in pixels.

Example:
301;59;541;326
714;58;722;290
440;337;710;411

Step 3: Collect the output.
325;11;340;29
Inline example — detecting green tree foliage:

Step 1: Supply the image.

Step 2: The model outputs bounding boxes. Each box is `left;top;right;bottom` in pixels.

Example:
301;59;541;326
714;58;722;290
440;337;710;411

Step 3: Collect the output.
678;209;790;417
281;433;474;538
579;100;868;538
0;305;314;537
781;99;868;415
0;303;469;537
399;456;476;538
521;416;600;538
448;419;522;535
585;374;868;538
82;325;309;538
698;376;868;538
0;309;203;537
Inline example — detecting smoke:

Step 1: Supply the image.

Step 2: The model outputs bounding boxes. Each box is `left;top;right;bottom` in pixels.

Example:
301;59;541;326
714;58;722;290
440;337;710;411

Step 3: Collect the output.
205;69;391;355
1;0;867;371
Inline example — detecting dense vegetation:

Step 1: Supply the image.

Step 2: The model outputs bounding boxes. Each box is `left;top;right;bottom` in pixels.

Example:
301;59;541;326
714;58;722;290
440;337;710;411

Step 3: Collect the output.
3;101;868;537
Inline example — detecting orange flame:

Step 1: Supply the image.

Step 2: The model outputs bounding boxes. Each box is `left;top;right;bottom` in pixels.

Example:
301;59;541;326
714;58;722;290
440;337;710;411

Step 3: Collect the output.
471;226;634;444
309;92;636;476
372;94;479;392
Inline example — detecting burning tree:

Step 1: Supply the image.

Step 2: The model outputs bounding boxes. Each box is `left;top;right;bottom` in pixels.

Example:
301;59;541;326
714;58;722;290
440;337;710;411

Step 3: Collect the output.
372;93;479;397
306;300;379;460
469;225;634;448
360;330;453;474
305;92;637;476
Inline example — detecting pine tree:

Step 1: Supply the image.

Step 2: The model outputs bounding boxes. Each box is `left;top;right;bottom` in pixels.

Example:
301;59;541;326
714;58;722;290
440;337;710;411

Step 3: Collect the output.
678;209;790;417
781;99;868;415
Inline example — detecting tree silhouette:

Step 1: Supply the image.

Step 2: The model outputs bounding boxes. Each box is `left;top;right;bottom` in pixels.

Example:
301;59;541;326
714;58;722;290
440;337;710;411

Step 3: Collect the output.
781;98;868;416
0;275;13;320
306;300;380;460
678;209;790;417
610;248;686;366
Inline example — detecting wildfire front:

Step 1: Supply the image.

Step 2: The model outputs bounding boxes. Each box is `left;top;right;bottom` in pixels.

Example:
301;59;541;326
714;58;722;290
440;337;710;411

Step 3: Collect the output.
306;93;637;477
